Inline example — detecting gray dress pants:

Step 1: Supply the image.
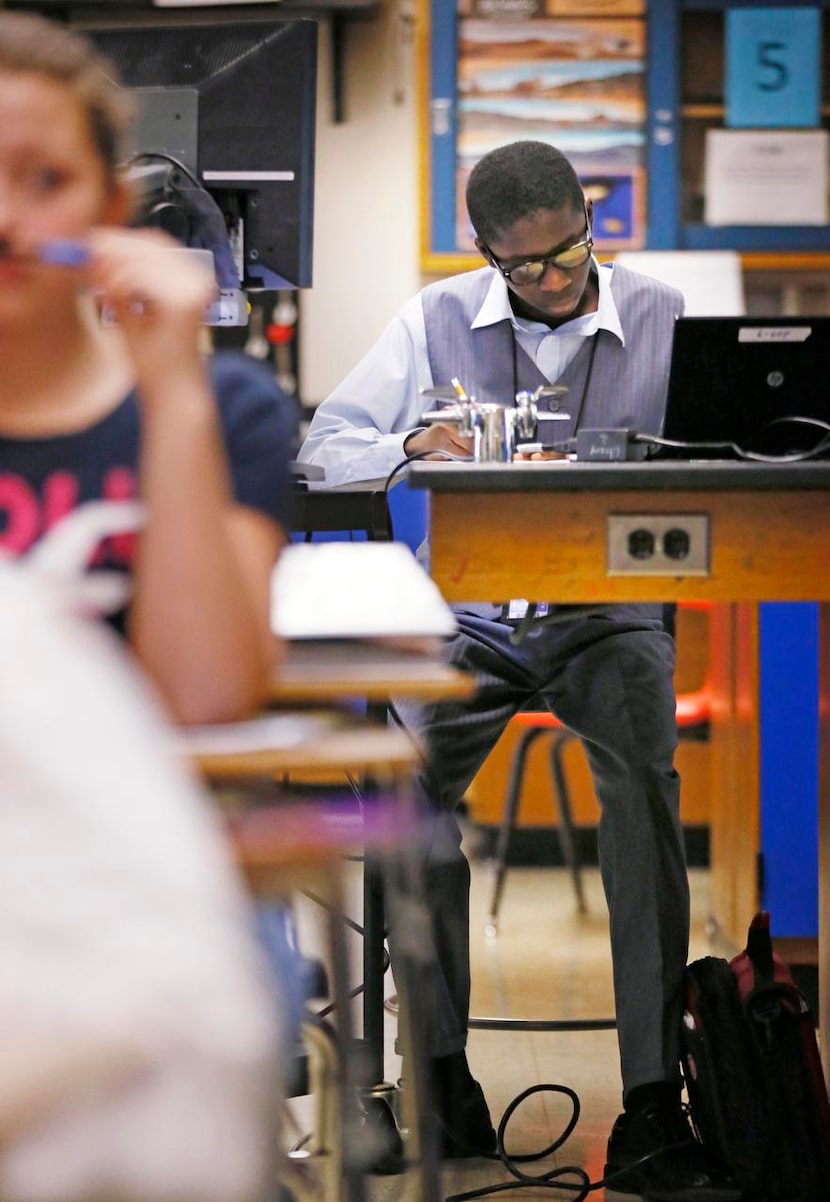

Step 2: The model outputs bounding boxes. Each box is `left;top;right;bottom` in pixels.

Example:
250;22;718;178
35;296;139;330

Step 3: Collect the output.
392;604;689;1100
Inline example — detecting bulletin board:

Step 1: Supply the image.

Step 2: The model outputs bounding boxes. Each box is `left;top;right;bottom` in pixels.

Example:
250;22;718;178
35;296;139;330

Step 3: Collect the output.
418;0;648;275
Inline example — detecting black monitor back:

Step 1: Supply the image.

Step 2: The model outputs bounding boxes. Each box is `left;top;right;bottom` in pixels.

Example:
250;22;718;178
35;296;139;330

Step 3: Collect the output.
86;21;317;289
661;316;830;459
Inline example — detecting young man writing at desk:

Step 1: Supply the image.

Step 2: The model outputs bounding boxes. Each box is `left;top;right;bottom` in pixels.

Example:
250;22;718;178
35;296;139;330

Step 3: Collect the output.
299;140;733;1201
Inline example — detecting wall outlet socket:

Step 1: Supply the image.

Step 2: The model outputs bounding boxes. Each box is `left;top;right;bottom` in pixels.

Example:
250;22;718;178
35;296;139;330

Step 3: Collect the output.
607;513;710;575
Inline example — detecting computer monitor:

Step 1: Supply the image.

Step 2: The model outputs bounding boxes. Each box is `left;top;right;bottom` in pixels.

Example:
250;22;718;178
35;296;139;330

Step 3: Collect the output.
659;316;830;460
84;20;317;290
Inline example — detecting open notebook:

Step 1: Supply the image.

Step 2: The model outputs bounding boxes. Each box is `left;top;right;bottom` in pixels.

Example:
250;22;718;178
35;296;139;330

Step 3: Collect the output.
270;542;457;640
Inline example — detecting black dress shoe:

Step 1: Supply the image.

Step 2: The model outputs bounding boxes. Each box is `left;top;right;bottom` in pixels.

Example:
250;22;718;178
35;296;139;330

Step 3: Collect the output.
437;1076;498;1159
430;1052;498;1160
604;1102;742;1202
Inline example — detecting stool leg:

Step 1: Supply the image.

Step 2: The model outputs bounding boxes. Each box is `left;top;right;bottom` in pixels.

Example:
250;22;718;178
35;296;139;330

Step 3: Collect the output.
487;727;546;933
549;733;587;914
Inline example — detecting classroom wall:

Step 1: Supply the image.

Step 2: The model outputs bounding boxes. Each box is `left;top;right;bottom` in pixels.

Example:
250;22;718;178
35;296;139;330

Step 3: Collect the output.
299;6;421;403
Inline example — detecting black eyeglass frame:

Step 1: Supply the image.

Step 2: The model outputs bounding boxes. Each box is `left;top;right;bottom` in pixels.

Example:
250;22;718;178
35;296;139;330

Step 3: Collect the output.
482;202;594;286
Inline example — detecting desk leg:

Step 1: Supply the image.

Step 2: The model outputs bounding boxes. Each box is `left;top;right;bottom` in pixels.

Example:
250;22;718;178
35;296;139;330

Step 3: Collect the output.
361;703;396;1093
380;833;442;1202
362;778;443;1202
362;858;386;1086
819;603;830;1088
322;877;369;1202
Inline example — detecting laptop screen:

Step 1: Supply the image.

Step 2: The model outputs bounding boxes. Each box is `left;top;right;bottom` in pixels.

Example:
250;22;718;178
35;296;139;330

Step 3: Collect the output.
658;316;830;460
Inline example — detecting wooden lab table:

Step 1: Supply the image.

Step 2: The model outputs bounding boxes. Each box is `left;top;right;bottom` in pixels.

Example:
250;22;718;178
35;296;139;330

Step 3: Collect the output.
409;458;830;1083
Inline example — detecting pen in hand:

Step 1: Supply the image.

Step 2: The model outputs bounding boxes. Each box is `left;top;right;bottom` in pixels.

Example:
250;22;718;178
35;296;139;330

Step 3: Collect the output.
451;376;469;402
37;239;91;267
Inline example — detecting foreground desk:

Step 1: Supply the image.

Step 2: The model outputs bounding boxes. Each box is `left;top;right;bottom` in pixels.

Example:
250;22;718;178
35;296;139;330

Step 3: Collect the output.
265;639;474;1093
196;649;474;1198
184;712;438;1202
268;640;474;707
186;710;418;783
409;458;830;1081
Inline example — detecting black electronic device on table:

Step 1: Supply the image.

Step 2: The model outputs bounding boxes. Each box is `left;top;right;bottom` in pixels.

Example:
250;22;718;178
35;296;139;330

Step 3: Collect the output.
657;316;830;460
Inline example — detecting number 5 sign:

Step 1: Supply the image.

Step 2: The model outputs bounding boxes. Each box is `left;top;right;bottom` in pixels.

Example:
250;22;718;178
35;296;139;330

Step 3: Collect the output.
726;6;821;128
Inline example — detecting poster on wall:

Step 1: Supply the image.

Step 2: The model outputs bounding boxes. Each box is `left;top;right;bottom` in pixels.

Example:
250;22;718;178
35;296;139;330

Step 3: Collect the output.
446;2;647;257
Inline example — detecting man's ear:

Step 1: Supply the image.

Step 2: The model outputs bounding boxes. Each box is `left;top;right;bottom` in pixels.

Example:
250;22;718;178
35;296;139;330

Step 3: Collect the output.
474;237;491;264
585;197;595;235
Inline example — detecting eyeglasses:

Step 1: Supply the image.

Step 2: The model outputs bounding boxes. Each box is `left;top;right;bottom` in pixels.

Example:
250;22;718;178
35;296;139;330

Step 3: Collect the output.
484;204;593;286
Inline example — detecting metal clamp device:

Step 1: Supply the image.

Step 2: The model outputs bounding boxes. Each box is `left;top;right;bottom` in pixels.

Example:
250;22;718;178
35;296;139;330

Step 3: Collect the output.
419;384;570;463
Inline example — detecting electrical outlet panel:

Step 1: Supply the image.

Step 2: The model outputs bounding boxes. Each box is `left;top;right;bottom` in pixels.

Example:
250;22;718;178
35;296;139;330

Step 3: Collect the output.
607;514;710;576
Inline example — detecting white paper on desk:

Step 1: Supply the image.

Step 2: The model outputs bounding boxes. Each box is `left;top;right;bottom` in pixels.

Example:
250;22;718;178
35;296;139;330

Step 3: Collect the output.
270;542;457;640
180;712;343;757
704;130;828;226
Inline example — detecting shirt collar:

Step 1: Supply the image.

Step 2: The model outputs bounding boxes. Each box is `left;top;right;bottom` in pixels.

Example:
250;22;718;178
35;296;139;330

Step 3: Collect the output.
472;258;625;346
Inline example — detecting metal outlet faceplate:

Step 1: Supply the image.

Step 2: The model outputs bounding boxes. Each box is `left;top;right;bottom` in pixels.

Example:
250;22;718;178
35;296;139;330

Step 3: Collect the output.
606;513;711;576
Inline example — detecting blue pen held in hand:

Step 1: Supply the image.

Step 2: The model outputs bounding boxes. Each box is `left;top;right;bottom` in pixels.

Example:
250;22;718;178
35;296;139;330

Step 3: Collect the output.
34;239;235;326
37;239;91;267
36;239;146;320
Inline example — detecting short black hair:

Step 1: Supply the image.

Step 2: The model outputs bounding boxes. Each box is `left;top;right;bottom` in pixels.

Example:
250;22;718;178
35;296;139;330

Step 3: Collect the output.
466;140;585;246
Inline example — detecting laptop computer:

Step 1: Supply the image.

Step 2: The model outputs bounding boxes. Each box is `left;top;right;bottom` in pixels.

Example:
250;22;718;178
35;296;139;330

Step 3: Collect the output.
657;316;830;459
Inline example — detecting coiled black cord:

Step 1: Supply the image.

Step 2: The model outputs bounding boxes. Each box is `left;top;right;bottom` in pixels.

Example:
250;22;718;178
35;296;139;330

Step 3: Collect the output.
446;1084;694;1202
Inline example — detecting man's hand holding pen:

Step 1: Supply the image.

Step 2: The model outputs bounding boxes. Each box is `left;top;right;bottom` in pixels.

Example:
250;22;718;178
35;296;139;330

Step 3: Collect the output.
404;423;474;460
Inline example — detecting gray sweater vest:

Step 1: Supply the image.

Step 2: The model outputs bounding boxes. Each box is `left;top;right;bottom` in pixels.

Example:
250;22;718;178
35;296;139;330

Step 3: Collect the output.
420;264;684;441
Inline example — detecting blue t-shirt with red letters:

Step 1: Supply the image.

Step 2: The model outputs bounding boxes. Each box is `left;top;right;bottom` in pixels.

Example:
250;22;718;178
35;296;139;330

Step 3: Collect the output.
0;351;297;625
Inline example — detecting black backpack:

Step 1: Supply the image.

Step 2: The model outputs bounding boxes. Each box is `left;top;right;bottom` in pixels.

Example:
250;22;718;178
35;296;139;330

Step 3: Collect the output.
681;911;830;1201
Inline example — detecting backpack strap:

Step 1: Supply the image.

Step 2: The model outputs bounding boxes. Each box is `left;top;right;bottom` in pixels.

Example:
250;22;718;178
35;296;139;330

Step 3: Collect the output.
746;910;775;984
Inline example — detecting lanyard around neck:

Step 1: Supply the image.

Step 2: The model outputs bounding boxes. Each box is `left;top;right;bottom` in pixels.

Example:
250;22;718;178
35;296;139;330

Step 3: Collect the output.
510;322;601;436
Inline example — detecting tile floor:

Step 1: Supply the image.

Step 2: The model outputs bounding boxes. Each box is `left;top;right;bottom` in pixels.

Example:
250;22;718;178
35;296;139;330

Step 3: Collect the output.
287;828;723;1202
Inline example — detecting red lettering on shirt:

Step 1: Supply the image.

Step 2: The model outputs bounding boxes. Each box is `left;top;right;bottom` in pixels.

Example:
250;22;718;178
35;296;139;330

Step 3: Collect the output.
42;472;79;531
0;467;138;563
0;476;40;552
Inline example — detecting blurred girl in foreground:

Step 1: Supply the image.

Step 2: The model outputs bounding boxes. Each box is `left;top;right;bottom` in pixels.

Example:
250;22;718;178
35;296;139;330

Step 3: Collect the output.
0;12;295;724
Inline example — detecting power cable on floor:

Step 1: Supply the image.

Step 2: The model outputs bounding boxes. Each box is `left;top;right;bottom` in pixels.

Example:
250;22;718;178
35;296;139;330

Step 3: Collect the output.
445;1086;700;1202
